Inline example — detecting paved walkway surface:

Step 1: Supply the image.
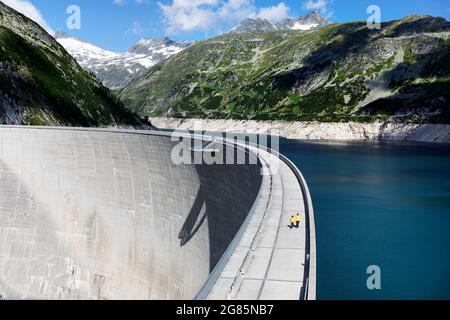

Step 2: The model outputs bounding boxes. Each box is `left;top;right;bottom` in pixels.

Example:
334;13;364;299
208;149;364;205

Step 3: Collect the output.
207;148;308;300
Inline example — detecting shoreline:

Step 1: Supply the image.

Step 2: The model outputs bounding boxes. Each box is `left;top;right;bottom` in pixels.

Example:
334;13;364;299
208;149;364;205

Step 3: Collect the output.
150;118;450;144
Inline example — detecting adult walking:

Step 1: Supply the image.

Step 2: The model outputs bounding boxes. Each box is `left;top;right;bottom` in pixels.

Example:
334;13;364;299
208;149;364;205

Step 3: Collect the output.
296;214;301;228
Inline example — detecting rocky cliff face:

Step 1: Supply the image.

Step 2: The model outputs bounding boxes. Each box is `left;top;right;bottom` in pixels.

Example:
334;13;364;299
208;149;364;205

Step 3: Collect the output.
120;15;450;125
0;2;149;128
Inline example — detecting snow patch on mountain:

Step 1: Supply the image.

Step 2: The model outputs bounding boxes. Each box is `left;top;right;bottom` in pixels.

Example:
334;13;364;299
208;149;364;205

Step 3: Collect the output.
290;22;319;31
55;32;119;64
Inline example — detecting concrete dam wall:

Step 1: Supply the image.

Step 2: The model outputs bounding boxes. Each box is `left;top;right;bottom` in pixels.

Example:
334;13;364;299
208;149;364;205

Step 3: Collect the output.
0;127;262;300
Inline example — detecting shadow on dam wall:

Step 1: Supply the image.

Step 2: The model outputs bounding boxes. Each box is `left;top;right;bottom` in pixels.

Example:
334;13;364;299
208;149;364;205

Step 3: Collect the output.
181;151;262;272
0;128;262;300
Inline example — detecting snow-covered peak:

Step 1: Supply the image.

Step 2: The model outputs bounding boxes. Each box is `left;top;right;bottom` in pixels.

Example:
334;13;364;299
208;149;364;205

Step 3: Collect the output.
55;32;193;90
55;32;119;65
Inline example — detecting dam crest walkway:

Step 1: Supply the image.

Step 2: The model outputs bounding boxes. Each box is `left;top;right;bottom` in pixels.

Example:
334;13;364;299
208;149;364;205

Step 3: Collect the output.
206;146;316;300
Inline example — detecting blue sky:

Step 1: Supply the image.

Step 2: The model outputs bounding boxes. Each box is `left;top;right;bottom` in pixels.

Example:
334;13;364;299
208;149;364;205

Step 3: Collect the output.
2;0;450;52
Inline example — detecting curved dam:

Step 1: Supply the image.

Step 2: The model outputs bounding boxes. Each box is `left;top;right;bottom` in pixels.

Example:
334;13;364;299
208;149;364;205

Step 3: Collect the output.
0;126;315;300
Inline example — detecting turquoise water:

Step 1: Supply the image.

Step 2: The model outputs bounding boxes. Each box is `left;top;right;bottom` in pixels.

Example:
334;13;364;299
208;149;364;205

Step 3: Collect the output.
280;139;450;300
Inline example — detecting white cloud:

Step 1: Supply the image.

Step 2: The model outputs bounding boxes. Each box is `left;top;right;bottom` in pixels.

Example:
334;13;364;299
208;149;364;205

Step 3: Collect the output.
159;0;291;34
304;0;327;11
257;2;289;22
0;0;54;35
159;0;218;34
303;0;333;18
219;0;254;23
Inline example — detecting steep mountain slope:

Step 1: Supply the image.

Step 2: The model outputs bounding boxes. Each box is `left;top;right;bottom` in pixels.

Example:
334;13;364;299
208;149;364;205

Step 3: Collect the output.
120;15;450;124
229;12;330;34
56;33;192;90
0;2;148;127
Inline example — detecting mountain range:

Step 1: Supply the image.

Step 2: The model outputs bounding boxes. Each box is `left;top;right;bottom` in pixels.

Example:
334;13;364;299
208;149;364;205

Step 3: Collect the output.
119;15;450;124
56;33;192;90
55;12;329;91
229;11;330;33
0;1;148;127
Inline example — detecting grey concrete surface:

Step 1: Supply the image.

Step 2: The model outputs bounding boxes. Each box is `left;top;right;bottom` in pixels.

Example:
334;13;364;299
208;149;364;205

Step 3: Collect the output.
0;127;261;300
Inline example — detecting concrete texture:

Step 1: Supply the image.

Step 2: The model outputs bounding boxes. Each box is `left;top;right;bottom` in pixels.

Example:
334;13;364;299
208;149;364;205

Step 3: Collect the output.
0;127;262;300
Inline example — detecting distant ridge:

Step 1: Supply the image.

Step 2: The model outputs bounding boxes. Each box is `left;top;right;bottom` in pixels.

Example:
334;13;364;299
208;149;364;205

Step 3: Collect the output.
229;11;331;34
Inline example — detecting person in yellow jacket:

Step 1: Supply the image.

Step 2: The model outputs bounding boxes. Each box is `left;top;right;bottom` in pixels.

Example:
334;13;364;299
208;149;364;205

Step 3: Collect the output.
295;214;301;228
289;216;295;229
